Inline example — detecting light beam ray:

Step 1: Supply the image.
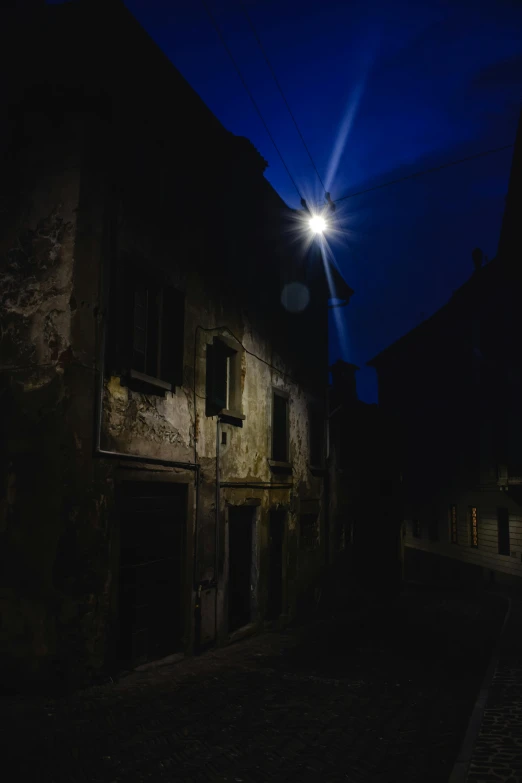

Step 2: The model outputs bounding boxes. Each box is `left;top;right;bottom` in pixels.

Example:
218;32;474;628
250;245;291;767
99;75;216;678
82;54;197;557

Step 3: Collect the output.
325;39;379;194
318;235;350;360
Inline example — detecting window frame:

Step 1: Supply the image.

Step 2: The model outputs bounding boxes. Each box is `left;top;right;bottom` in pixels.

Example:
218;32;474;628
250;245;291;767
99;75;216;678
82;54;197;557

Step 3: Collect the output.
205;336;244;422
128;280;168;390
113;259;185;393
270;388;290;467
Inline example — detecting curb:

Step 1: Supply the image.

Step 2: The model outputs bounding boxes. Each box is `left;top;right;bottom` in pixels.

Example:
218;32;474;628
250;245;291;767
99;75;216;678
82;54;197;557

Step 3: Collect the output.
447;592;512;783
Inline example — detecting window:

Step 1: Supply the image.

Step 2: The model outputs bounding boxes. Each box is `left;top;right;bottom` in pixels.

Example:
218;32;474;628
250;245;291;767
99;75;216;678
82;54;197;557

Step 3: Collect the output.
497;508;510;555
469;506;479;548
300;514;318;550
129;279;184;388
309;405;324;467
272;391;289;463
206;337;242;418
110;259;184;391
412;519;421;538
449;505;458;544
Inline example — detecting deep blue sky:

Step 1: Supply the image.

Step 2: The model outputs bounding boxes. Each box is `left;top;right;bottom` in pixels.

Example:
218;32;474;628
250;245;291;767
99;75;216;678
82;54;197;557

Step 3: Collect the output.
53;0;522;400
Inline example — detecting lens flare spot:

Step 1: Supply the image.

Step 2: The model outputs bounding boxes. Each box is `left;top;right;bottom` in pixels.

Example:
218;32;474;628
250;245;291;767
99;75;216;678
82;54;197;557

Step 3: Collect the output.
281;282;310;313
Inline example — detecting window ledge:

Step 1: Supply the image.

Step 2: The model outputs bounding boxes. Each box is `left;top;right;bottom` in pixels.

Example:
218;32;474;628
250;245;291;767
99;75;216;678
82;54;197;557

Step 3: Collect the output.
128;369;172;391
268;460;293;474
219;409;245;426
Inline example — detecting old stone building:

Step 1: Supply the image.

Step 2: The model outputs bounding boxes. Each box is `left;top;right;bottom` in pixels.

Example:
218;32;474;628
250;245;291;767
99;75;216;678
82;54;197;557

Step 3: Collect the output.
327;360;402;591
368;111;522;589
0;0;352;688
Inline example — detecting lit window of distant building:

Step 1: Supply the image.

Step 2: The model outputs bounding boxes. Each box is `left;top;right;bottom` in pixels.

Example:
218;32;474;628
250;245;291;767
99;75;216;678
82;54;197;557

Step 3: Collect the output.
469;506;478;548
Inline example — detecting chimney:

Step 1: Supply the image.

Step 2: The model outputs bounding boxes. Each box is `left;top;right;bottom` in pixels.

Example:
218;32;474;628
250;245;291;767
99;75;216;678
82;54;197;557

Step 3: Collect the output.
330;360;359;407
472;247;483;273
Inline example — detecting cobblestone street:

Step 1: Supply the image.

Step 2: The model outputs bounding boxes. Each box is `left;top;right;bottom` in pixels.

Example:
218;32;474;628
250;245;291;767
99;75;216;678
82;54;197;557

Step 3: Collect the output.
466;594;522;783
3;587;506;783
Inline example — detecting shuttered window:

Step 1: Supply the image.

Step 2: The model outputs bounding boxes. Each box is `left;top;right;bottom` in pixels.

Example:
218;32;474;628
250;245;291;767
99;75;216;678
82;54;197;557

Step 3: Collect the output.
272;392;289;462
206;338;238;415
160;285;185;387
110;259;184;391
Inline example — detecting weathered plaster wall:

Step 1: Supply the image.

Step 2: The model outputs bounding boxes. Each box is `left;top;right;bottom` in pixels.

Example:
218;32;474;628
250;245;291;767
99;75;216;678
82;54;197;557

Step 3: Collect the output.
0;106;86;687
0;0;333;690
100;294;327;628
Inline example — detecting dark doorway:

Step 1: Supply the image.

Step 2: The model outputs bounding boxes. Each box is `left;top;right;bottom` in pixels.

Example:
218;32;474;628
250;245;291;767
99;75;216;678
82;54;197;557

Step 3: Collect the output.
267;509;285;621
117;480;187;669
228;506;254;633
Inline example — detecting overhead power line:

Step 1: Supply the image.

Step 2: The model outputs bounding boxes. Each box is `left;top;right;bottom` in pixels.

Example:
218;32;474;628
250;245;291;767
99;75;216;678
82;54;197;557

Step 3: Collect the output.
238;0;327;194
333;143;515;204
200;0;302;201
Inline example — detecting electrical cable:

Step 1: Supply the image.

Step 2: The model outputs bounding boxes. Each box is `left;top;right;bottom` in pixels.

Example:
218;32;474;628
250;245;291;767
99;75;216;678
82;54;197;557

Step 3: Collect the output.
333;143;514;205
195;324;301;387
238;0;327;194
202;3;514;213
200;0;303;201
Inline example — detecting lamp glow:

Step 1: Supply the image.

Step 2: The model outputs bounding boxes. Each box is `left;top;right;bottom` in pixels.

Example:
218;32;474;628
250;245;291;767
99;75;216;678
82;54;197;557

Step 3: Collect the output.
309;214;327;234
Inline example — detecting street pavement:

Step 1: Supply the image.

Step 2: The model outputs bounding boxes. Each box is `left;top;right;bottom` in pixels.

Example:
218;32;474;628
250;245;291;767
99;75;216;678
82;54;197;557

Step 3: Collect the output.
466;593;522;783
2;586;506;783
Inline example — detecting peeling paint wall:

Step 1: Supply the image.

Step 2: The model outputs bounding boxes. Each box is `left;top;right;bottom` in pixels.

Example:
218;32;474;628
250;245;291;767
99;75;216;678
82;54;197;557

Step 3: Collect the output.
0;0;337;691
0;94;88;687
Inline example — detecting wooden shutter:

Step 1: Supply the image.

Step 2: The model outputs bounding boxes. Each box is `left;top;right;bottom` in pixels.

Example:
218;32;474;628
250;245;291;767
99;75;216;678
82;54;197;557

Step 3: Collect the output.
132;286;148;374
272;393;289;461
106;254;127;373
160;285;185;387
206;339;227;414
120;260;140;373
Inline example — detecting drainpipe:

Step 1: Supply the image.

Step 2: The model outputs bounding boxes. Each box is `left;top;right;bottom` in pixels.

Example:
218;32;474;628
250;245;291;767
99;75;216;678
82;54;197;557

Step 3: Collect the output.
215;416;221;642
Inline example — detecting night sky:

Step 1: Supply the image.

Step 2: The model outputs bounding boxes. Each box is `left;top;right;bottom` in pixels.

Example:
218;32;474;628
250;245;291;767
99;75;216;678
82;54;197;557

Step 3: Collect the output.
53;0;522;400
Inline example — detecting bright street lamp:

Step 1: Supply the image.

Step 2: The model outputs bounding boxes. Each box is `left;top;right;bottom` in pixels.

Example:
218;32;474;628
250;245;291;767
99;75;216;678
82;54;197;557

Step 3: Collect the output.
309;214;327;234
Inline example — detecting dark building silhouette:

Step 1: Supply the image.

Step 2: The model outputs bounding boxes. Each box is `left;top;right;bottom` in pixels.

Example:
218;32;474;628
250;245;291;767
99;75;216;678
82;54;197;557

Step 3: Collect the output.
0;0;352;689
368;110;522;588
328;360;402;590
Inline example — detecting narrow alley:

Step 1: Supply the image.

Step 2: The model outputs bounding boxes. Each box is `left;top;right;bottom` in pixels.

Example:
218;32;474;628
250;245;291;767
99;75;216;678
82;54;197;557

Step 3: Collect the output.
3;586;505;783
